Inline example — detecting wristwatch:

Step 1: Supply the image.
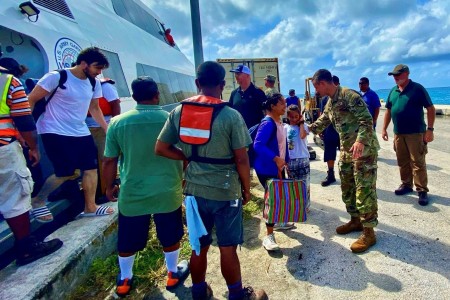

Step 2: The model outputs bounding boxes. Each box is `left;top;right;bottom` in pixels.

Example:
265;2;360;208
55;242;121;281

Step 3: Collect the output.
427;127;434;131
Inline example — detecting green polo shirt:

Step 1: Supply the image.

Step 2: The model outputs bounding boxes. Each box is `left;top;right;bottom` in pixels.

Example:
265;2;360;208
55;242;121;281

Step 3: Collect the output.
158;104;252;201
386;80;433;134
104;104;182;216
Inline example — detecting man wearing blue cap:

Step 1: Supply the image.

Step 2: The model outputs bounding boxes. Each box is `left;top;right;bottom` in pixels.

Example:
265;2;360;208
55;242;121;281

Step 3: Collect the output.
229;64;266;129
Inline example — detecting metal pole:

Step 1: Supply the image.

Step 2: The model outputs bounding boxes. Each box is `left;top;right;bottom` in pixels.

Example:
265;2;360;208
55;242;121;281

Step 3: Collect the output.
190;0;204;70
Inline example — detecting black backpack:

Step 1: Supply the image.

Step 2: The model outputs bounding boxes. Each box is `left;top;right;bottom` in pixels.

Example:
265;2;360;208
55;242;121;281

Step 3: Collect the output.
26;70;96;121
248;117;276;167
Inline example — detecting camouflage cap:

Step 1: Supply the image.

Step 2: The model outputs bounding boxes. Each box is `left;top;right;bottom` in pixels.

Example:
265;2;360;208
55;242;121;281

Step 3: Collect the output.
264;74;276;82
388;64;409;76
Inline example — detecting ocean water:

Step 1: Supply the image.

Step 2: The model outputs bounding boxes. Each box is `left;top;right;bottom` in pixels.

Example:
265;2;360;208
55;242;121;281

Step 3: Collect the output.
375;86;450;105
296;86;450;105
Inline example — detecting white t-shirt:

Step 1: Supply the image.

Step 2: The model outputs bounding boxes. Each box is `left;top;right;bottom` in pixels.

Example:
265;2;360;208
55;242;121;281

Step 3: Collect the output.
85;82;119;128
36;69;102;136
284;123;309;159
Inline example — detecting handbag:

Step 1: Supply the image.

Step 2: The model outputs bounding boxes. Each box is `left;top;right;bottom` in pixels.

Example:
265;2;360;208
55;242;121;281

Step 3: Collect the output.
263;177;308;223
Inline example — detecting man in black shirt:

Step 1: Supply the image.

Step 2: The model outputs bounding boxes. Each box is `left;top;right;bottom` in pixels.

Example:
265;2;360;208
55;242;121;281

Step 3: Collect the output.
229;64;266;128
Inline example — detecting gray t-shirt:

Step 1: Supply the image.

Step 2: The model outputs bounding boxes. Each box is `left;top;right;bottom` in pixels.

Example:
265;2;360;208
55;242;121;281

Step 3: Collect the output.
158;104;252;201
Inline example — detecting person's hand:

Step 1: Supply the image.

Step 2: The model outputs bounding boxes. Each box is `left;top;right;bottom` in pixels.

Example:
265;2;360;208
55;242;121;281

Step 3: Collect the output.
274;156;287;173
424;130;434;143
381;129;389;141
242;189;251;205
106;185;119;202
28;147;40;167
350;141;365;159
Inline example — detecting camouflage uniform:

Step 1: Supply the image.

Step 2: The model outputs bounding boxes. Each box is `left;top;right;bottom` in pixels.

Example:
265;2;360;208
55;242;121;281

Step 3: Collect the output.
264;87;279;98
310;86;379;227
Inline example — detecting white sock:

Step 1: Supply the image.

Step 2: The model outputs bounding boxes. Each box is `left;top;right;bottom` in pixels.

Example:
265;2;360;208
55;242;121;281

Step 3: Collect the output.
119;254;135;280
164;249;180;273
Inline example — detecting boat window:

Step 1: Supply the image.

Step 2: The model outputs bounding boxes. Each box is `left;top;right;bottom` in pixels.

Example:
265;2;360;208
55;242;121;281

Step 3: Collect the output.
99;49;130;97
33;0;75;19
111;0;169;45
136;63;196;106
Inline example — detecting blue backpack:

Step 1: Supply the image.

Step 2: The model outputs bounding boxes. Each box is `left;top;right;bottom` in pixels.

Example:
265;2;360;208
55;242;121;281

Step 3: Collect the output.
248;117;276;167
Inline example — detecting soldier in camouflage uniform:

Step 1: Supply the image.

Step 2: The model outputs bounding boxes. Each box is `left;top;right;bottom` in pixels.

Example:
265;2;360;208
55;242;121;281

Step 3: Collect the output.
264;74;279;97
309;69;379;253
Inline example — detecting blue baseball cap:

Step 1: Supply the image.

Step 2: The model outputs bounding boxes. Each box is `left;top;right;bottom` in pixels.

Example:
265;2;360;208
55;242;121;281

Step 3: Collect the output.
230;64;251;75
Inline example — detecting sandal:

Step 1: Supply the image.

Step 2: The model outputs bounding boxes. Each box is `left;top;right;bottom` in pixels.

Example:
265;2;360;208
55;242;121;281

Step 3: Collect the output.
79;205;114;217
30;206;54;223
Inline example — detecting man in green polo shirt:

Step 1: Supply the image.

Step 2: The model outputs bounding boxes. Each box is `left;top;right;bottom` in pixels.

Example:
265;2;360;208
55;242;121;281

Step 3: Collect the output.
381;64;436;206
103;76;188;297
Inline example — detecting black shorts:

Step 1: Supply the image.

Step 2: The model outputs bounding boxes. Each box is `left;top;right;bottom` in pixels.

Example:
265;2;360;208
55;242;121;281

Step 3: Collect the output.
117;206;184;253
323;139;339;162
41;133;98;177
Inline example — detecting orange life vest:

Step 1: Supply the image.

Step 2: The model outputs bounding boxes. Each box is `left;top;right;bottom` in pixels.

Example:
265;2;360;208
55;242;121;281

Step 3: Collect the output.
87;78;116;117
179;95;233;164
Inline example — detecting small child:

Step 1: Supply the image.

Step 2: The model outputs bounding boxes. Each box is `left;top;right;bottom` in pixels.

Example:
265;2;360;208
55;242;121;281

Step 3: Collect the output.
285;104;311;210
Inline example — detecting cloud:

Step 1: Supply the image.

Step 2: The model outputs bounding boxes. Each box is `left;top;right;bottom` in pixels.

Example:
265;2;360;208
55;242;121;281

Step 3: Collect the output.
142;0;450;90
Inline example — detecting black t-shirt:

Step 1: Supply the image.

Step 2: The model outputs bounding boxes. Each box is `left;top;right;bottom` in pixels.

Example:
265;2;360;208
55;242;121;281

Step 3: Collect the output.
229;83;266;129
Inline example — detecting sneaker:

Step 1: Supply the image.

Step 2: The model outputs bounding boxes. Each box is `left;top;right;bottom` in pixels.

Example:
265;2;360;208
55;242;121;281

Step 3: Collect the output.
262;233;279;251
16;237;63;266
242;286;268;300
192;282;213;300
418;191;429;206
166;260;190;290
116;274;133;297
394;184;413;195
273;222;295;231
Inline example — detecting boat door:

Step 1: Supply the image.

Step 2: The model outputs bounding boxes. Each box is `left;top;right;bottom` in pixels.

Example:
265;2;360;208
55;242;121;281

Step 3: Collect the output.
0;26;47;83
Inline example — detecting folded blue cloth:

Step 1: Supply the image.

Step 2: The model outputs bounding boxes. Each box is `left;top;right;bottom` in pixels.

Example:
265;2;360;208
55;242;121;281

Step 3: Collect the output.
184;196;208;256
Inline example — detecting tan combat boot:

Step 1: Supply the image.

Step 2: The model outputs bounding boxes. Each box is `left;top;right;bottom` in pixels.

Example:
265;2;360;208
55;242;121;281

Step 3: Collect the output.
350;227;376;253
336;217;363;235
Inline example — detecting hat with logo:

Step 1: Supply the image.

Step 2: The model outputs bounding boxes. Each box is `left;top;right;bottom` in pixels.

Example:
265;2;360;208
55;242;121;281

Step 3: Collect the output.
230;64;251;75
388;64;409;76
264;74;276;82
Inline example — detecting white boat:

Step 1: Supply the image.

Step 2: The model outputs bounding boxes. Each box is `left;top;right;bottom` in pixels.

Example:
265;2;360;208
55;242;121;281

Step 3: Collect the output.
0;0;197;112
0;0;196;269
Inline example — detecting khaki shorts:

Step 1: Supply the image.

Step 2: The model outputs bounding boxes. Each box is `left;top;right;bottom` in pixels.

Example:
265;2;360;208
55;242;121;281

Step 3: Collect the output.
0;141;33;219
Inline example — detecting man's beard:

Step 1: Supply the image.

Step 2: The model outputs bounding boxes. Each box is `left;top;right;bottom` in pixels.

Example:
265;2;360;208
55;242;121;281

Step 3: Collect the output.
83;68;94;79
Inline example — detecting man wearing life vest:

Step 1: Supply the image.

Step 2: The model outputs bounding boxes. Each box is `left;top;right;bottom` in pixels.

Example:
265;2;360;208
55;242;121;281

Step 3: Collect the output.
156;61;268;300
0;60;63;266
86;78;120;200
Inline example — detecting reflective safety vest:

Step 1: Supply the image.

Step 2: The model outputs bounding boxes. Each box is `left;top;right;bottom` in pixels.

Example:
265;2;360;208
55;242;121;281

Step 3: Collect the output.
0;73;18;139
179;95;233;164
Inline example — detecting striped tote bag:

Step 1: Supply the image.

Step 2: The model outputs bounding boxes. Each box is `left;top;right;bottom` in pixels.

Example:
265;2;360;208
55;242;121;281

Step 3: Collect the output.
263;178;308;223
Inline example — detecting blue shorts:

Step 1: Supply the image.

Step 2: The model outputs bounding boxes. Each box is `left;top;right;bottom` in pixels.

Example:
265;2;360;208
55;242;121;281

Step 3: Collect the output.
195;196;243;248
117;206;184;253
41;133;98;177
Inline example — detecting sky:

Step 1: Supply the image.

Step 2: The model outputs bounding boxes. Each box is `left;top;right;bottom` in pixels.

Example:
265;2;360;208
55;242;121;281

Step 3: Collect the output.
144;0;450;94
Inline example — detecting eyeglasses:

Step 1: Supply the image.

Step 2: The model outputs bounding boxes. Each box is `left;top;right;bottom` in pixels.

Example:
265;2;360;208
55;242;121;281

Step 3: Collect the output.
359;82;368;85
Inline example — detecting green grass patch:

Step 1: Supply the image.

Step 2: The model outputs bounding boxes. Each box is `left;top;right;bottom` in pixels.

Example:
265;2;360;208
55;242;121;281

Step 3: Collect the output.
243;194;264;220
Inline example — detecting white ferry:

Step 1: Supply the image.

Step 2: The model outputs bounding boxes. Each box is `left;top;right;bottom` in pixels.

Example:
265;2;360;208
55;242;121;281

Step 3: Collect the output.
0;0;196;269
0;0;197;112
